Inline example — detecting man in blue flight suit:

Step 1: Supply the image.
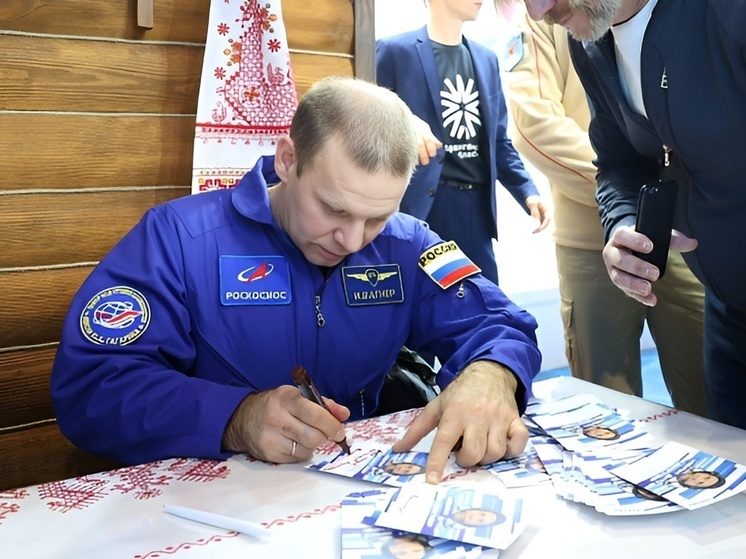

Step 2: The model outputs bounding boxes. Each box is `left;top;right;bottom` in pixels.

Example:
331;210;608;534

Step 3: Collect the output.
51;76;542;484
501;0;746;429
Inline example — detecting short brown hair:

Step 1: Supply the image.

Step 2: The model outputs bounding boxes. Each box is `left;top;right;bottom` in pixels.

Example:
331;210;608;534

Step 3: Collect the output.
290;76;419;179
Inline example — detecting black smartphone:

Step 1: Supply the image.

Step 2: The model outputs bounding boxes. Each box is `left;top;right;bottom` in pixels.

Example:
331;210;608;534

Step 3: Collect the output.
632;180;678;278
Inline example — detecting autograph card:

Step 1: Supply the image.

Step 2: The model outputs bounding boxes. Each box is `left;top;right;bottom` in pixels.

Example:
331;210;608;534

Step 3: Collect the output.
309;446;465;487
528;396;655;454
341;489;490;558
369;484;526;550
485;440;551;487
594;479;683;516
606;441;746;510
308;440;388;481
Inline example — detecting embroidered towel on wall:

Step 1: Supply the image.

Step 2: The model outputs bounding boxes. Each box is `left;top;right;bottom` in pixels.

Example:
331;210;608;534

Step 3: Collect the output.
191;0;298;194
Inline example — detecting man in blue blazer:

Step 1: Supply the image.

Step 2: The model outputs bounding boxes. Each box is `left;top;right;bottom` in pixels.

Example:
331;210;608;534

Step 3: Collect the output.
376;0;551;285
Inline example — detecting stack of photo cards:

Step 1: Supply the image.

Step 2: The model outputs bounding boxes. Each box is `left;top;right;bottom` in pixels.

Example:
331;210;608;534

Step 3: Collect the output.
341;484;526;557
484;438;551;488
605;441;746;510
526;394;657;455
543;449;684;515
525;394;746;515
341;488;492;558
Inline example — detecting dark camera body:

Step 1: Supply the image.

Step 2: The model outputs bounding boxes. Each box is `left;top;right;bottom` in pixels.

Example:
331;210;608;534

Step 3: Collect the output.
632;180;678;278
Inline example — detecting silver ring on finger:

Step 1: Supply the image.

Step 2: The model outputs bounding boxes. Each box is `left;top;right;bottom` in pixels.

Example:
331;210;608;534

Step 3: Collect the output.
291;440;297;457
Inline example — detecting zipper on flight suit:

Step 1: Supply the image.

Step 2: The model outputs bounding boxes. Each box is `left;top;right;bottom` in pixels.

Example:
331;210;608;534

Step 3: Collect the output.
662;145;671;168
313;279;367;417
314;294;325;327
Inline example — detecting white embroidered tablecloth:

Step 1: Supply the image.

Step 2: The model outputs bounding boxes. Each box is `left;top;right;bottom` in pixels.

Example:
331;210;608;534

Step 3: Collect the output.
2;379;745;559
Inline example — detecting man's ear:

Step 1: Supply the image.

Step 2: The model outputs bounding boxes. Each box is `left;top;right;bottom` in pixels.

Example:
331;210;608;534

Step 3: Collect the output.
274;136;295;182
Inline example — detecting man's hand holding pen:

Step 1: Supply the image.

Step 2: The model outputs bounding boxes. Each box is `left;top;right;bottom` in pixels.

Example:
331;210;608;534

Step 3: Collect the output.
222;361;526;481
392;360;528;485
222;383;350;464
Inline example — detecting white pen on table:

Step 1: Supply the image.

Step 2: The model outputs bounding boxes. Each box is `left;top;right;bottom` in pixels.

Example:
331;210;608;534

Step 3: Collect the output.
163;504;270;539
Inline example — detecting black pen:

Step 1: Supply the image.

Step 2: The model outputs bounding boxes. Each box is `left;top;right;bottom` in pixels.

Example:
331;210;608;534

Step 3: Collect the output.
291;365;352;454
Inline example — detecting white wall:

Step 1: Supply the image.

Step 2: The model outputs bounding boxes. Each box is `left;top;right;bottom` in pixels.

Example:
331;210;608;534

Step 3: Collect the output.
375;1;651;372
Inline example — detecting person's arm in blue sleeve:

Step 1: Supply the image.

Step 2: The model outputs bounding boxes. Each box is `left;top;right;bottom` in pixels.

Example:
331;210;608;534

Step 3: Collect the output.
376;38;443;166
50;206;252;465
392;227;541;483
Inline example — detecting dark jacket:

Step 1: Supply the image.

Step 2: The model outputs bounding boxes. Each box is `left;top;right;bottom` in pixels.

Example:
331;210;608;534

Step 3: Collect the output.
569;0;746;311
376;25;538;229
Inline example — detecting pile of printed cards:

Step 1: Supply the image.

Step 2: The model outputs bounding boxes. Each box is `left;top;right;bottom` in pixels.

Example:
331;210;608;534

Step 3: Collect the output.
340;485;517;558
524;394;746;515
308;411;525;557
307;396;746;557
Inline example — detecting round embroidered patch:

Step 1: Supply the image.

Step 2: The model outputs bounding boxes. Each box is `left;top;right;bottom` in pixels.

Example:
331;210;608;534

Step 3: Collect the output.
79;286;151;345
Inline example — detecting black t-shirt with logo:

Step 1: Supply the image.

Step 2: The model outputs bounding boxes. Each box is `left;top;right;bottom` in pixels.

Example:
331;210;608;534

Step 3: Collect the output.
431;40;489;186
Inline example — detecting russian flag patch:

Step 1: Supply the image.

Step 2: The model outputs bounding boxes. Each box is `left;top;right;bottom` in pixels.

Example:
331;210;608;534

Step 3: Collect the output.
418;241;481;289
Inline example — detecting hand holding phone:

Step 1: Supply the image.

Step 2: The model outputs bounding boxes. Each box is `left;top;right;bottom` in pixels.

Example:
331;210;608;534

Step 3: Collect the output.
632;180;678;278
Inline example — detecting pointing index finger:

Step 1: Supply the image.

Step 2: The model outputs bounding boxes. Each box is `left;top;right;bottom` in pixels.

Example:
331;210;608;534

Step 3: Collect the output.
392;405;439;453
424;423;463;485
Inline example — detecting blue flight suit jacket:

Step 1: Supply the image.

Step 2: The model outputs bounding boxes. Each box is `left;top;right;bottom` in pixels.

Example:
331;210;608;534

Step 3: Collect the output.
569;0;746;311
50;157;541;464
376;26;538;231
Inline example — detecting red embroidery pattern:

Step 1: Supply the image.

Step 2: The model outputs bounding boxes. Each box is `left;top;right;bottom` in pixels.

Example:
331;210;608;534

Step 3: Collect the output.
135;503;342;558
196;0;297;141
35;459;232;512
0;502;21;524
133;533;240;559
261;503;342;529
314;410;421;455
108;463;174;500
166;458;231;482
0;488;30;525
39;477;109;513
351;409;422;445
639;409;679;423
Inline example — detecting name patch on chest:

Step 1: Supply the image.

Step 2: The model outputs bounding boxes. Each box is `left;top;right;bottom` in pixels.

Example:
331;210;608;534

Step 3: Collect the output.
342;264;404;306
220;255;292;306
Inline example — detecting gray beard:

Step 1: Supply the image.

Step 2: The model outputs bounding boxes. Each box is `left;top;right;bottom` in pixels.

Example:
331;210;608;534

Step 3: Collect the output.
563;0;622;42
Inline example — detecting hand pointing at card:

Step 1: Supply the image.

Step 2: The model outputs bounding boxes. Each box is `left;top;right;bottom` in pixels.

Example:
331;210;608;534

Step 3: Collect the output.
392;360;529;484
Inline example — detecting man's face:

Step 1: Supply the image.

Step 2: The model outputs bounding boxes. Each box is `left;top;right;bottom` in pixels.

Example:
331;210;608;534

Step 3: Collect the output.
679;471;720;489
518;0;623;41
273;135;406;267
583;425;618;439
452;508;500;527
386;462;425;476
386;538;428;559
441;0;485;23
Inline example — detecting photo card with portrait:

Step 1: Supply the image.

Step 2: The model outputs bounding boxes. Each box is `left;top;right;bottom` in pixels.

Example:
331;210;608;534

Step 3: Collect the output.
365;483;527;550
341;488;491;558
605;441;746;510
526;394;657;454
309;446;466;487
485;438;551;488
